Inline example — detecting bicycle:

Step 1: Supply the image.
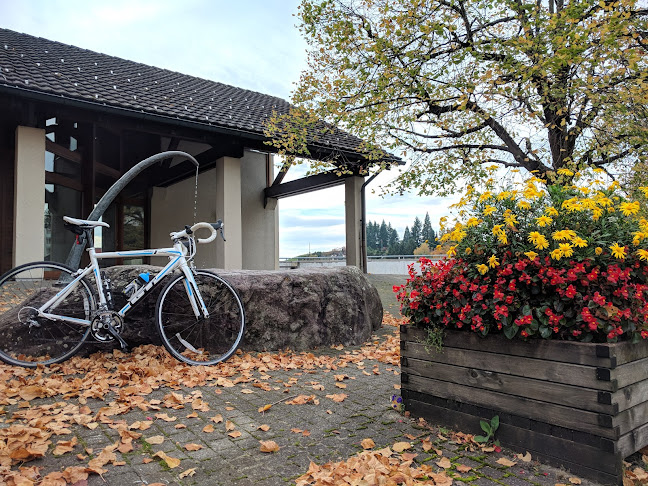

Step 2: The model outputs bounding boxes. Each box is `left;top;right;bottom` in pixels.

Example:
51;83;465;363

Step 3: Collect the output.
0;217;245;367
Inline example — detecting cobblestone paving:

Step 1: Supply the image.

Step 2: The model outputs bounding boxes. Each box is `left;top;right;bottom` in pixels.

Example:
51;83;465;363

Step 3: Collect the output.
0;274;604;486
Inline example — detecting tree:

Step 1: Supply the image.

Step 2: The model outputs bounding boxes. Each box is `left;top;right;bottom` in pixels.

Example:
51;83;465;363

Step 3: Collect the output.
269;0;648;195
411;217;423;247
401;226;417;254
379;220;389;249
422;213;436;246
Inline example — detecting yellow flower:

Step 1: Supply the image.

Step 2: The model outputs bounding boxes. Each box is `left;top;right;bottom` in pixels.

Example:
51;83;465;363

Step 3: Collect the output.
536;216;552;227
559;243;574;258
447;246;457;258
483;205;496;216
498;232;508;245
517;200;531;210
572;236;588;248
465;247;472;255
503;211;518;227
524;251;539;261
488;255;500;268
592;208;603;221
640;187;648;198
476;264;489;275
557;168;574;176
552;229;576;241
610;243;626;259
619;201;640;216
492;224;504;236
465;217;481;228
497;191;511;201
595;247;603;255
637;249;648;262
545;207;559;217
528;232;549;250
550;248;563;260
478;192;492;203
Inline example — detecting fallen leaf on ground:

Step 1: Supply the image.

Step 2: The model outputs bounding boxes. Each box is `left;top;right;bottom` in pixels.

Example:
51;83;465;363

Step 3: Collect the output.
180;468;197;478
258;404;272;413
258;424;270;431
228;431;242;438
496;457;517;467
569;478;582;485
286;395;316;405
436;457;452;468
202;424;214;433
184;443;203;451
260;440;280;452
154;451;180;468
145;435;164;445
361;438;375;449
325;393;347;403
517;451;532;462
392;442;412;453
456;464;472;473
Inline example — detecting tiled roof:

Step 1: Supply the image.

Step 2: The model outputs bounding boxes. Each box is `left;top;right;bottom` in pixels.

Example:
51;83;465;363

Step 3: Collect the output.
0;28;382;161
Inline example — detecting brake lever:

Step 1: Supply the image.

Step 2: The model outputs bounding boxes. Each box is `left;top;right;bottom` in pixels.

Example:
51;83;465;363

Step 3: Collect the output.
220;227;226;242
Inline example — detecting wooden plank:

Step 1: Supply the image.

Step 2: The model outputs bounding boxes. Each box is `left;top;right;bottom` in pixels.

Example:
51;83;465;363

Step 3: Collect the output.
45;172;84;192
405;398;622;483
612;356;648;389
616;420;648;458
402;340;616;391
614;399;648;436
614;379;648;413
401;326;614;367
403;357;616;414
402;325;648;367
403;373;618;439
608;339;648;367
95;162;121;180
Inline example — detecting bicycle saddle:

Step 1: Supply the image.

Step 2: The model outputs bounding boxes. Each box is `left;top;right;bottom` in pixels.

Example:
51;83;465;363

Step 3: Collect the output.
63;216;110;229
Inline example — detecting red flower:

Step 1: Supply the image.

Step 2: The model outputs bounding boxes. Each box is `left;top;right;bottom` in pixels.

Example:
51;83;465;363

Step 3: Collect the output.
565;285;577;299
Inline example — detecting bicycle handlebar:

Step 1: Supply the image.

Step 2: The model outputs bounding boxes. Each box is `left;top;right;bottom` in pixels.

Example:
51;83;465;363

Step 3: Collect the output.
170;220;224;244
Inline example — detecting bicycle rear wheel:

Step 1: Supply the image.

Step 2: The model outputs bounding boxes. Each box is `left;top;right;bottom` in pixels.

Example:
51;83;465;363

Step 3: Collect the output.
155;270;245;365
0;262;94;367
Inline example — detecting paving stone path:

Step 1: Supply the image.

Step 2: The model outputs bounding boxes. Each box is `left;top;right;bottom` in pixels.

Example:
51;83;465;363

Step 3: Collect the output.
1;274;605;486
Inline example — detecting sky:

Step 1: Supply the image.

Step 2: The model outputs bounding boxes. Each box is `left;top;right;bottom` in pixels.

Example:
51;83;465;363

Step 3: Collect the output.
2;0;456;258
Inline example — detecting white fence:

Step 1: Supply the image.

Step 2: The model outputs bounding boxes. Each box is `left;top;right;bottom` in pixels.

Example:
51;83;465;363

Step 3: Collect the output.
279;255;443;275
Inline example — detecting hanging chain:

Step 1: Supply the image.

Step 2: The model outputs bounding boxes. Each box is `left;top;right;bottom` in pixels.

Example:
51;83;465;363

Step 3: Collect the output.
193;167;199;224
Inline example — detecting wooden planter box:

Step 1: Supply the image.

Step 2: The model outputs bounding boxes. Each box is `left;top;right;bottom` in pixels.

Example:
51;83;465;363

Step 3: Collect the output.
400;326;648;485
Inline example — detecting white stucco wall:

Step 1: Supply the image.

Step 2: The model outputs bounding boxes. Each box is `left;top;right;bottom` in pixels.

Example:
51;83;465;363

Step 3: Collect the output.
150;168;219;268
13;126;45;266
150;150;278;270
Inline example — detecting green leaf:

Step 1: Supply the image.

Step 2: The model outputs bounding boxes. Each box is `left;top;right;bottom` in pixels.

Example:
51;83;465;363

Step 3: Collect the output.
539;325;552;339
480;420;491;434
504;326;518;339
474;435;487;443
490;415;499;431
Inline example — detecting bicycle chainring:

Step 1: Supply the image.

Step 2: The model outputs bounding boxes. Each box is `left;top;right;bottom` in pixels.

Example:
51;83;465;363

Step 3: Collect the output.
90;311;124;344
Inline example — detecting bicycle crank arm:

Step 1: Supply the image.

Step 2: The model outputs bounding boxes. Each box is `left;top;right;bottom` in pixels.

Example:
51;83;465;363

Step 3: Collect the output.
106;324;129;352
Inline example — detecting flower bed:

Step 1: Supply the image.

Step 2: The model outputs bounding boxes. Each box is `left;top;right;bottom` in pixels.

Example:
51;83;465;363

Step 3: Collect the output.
395;171;648;484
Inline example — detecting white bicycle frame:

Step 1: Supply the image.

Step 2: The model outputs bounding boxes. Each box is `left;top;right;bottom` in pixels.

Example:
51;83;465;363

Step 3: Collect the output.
36;240;209;327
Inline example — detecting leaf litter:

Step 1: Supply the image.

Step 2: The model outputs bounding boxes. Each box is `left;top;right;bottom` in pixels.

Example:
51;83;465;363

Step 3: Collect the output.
0;314;401;484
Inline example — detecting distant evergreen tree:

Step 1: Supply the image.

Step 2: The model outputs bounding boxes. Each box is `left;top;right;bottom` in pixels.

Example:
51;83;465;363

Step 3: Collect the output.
401;226;417;254
411;217;422;247
388;224;399;247
379;220;389;249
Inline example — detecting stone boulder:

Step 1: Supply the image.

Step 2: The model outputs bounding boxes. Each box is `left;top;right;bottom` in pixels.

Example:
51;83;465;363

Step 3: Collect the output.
102;265;383;352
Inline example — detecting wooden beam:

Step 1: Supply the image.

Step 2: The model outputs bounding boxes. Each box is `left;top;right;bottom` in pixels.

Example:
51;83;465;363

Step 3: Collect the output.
95;162;121;180
264;171;350;199
270;160;291;187
46;139;82;163
45;172;84;192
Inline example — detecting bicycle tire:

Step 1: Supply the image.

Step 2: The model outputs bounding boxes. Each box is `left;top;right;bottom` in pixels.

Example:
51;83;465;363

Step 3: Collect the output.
0;261;95;367
155;270;245;365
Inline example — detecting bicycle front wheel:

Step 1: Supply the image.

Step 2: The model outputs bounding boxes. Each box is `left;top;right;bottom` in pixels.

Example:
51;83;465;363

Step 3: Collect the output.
0;261;94;367
155;270;245;366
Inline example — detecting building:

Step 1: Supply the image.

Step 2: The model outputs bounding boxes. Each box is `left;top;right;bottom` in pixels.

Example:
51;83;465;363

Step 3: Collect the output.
0;28;395;274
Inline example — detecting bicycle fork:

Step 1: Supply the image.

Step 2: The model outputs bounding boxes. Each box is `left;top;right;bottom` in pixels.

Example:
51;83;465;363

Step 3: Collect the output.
176;263;210;355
